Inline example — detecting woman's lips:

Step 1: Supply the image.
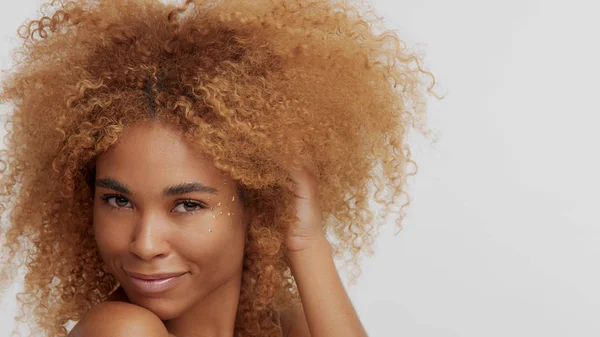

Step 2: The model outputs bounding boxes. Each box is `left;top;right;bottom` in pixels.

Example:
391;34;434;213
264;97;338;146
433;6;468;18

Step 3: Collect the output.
125;270;187;294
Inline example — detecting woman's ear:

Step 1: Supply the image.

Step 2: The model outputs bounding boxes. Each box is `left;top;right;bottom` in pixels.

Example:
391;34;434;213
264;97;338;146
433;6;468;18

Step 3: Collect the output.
235;182;250;232
242;212;250;234
84;160;97;191
235;182;248;208
241;199;251;234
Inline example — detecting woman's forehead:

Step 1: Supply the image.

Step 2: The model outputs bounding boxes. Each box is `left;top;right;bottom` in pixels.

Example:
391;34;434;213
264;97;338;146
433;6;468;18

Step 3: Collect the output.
94;121;234;193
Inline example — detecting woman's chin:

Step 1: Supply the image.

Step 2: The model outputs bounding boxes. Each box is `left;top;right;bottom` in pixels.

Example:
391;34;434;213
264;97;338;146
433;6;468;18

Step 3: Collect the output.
127;295;182;321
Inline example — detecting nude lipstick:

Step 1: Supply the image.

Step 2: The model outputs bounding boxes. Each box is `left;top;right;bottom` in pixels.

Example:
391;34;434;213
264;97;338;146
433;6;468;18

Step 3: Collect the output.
125;270;186;294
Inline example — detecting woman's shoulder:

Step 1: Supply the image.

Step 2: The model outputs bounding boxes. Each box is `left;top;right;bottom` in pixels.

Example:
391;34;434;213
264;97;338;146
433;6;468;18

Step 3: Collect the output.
68;301;170;337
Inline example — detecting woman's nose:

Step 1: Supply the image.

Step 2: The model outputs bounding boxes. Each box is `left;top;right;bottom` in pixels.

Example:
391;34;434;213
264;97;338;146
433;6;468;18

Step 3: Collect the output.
129;212;171;261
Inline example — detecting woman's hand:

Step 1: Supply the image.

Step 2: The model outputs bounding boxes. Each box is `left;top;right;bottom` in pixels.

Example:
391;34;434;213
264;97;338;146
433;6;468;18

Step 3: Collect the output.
285;167;326;253
283;167;368;337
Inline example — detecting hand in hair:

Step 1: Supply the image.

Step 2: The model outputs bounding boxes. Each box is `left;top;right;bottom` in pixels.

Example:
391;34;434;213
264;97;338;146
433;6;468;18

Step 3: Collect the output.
285;167;324;253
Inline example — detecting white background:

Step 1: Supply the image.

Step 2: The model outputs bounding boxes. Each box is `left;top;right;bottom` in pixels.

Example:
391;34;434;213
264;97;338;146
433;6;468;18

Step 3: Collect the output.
1;0;599;336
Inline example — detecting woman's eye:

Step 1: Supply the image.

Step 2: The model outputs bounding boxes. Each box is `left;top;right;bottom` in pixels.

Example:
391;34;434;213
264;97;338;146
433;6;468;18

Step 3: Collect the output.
172;200;206;213
101;195;132;209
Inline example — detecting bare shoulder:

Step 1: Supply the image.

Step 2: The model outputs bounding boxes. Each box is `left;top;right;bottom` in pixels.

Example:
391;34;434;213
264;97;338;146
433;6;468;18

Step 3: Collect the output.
279;301;311;337
68;301;169;337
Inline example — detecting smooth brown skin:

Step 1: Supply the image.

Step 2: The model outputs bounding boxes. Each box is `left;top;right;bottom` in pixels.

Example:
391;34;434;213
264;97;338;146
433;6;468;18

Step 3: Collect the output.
69;120;366;337
90;121;246;337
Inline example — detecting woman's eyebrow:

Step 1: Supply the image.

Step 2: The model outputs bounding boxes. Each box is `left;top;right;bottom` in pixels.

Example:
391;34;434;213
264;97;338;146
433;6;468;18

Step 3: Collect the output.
95;178;218;196
95;177;131;195
163;182;218;196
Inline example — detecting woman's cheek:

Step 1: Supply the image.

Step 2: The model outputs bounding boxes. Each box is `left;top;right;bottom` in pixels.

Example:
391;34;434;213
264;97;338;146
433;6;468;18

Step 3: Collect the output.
93;213;130;256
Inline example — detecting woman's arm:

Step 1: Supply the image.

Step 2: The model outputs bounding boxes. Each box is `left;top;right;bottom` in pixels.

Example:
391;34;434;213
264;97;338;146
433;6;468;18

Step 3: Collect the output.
286;236;367;337
285;168;368;337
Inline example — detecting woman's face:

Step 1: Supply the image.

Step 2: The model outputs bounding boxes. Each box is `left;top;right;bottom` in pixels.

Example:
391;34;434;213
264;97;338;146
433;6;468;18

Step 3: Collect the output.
92;121;247;320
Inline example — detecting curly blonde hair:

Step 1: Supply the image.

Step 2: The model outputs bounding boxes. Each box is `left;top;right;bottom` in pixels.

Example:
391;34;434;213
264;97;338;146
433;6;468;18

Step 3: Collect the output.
0;0;440;335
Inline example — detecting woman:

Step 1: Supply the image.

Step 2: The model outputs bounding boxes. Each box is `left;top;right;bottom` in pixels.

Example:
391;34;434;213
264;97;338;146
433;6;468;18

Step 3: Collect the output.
0;0;438;336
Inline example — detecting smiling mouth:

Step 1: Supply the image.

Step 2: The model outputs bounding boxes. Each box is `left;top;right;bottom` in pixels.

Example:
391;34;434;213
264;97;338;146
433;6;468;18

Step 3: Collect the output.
125;270;187;280
124;270;187;294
